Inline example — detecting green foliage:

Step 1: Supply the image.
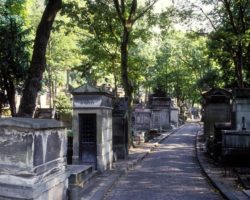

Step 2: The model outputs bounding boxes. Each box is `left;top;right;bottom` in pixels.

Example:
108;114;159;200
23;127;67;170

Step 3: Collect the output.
54;93;71;115
196;69;221;90
0;16;29;81
197;0;250;87
1;0;27;17
62;0;122;87
0;0;30;115
153;31;220;105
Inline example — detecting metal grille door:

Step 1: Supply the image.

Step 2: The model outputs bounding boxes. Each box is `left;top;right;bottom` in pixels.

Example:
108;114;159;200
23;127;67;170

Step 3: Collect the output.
79;114;97;169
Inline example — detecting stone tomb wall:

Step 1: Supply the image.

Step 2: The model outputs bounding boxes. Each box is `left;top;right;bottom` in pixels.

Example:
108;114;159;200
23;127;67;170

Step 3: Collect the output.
151;109;170;131
170;108;179;127
72;84;113;172
204;103;231;139
72;108;113;172
112;114;127;159
233;99;250;130
72;92;113;172
0;118;68;200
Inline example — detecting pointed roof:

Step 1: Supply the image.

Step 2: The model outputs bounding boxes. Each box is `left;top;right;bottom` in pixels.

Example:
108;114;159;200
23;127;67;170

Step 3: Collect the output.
202;88;231;98
72;83;113;97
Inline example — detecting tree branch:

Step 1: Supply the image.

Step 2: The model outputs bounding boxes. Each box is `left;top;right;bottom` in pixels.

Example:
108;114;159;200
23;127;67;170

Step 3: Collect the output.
113;0;125;25
128;0;137;22
238;1;246;33
134;0;158;22
192;4;217;31
223;0;237;33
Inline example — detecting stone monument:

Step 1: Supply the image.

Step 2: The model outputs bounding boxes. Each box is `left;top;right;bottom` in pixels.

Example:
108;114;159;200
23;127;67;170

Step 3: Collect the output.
170;107;179;127
72;84;113;172
0;118;68;200
112;97;128;159
149;97;171;131
232;88;250;130
201;88;231;141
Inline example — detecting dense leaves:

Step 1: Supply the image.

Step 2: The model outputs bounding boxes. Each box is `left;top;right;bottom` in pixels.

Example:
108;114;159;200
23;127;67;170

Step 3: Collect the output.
0;0;30;116
192;0;250;88
2;0;250;121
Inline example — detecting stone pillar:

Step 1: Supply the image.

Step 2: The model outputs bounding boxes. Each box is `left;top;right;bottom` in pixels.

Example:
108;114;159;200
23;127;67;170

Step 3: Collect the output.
0;118;68;200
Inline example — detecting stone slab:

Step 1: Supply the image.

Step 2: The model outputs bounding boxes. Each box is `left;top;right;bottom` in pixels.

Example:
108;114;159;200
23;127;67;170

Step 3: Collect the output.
0;118;64;129
0;170;68;200
68;165;93;187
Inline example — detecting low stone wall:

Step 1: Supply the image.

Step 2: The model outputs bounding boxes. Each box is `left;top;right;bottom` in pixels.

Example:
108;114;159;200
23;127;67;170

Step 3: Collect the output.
0;118;68;200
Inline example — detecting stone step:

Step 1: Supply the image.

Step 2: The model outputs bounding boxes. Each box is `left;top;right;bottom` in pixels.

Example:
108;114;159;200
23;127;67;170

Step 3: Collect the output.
67;165;98;200
67;165;97;188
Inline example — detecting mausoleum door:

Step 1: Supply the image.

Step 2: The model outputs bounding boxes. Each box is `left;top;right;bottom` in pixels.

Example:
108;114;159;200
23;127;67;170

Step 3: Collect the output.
79;114;97;169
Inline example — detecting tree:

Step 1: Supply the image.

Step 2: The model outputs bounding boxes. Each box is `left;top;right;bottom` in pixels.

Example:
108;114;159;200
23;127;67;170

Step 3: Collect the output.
113;0;158;145
18;0;62;117
62;0;122;95
0;0;30;116
187;0;250;88
153;31;220;113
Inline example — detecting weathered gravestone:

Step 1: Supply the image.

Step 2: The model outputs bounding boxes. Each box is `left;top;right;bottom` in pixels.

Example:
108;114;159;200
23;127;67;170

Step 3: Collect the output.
149;97;171;131
72;84;113;172
170;107;179;128
0;118;68;200
112;98;128;159
202;88;231;141
132;108;151;142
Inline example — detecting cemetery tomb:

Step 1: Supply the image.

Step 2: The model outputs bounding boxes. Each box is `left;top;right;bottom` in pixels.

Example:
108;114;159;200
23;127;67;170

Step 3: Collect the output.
149;97;171;131
170;107;179;127
221;130;250;164
132;108;151;142
202;88;231;141
112;98;128;159
0;118;68;200
232;88;250;130
72;84;113;172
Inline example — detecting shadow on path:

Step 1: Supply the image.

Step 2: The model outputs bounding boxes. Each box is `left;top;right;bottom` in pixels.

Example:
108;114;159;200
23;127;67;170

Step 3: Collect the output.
104;123;222;200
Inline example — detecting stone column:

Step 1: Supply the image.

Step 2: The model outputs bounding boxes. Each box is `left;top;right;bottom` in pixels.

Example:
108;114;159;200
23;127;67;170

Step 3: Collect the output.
0;118;68;200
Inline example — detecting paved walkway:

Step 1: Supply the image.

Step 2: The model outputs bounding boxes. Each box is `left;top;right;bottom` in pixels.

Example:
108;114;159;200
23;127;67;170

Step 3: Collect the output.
104;123;222;200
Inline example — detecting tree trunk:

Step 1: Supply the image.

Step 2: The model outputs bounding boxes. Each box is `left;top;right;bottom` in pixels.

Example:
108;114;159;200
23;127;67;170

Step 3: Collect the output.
0;91;4;117
112;60;118;98
2;73;16;116
6;81;16;117
17;0;62;117
237;43;244;88
121;26;133;147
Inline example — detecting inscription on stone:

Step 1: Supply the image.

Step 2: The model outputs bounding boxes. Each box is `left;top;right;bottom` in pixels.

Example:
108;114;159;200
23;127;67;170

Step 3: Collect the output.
73;96;102;107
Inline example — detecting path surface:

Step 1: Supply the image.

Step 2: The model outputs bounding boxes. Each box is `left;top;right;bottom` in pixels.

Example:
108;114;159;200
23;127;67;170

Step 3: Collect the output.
104;123;223;200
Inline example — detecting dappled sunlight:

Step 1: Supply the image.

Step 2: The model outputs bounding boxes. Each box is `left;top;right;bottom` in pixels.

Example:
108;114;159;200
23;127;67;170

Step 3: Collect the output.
105;124;221;200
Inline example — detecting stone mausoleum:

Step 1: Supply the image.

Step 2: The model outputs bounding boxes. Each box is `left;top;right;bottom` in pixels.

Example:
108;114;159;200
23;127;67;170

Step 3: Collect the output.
72;84;113;172
149;97;171;131
201;88;231;141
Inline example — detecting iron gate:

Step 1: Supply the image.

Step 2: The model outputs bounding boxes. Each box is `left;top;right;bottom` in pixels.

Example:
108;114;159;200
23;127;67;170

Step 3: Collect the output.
79;114;97;169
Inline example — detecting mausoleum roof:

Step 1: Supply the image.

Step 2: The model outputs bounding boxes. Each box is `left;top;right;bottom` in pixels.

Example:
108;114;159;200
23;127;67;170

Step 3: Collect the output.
72;84;113;96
